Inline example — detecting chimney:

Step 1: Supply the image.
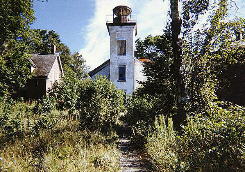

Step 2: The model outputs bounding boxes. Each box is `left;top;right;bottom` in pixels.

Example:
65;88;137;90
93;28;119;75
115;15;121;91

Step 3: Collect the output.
51;44;56;54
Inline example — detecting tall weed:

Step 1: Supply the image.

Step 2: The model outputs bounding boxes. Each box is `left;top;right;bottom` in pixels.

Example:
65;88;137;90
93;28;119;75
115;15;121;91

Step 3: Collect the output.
0;113;120;171
146;116;185;171
145;104;245;171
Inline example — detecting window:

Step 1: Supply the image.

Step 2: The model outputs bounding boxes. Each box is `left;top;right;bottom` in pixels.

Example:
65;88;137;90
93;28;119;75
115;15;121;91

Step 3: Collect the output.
118;65;126;81
117;40;126;56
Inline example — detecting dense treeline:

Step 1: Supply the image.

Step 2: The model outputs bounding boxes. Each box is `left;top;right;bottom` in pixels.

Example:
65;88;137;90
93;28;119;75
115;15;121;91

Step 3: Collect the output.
0;0;86;97
0;0;124;170
125;0;245;171
0;76;125;170
0;0;244;171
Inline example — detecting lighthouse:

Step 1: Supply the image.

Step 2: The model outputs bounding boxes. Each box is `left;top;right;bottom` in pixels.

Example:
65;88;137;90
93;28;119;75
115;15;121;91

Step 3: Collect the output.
107;6;137;94
89;6;145;94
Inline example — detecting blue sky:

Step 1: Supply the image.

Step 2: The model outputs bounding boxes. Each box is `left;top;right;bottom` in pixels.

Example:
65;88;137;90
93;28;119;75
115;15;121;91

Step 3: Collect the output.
32;0;94;53
32;0;245;70
32;0;168;69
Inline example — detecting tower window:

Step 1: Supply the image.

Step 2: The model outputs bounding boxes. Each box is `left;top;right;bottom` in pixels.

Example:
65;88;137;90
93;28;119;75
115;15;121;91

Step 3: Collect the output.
117;40;126;56
118;65;126;81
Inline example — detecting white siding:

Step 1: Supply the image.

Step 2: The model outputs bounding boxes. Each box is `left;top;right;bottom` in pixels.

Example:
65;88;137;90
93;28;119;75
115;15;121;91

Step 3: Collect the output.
134;59;147;90
108;25;137;94
46;58;62;91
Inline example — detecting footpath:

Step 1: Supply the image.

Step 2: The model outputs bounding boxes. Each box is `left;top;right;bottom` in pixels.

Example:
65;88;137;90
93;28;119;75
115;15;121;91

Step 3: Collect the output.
117;126;155;172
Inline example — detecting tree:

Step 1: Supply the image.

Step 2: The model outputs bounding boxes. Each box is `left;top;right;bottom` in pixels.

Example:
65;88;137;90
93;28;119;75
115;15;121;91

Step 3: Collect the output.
27;29;71;65
67;52;87;79
134;0;245;130
27;29;61;55
135;32;177;116
169;0;187;129
168;0;245;127
182;0;245;113
0;0;35;96
0;0;34;50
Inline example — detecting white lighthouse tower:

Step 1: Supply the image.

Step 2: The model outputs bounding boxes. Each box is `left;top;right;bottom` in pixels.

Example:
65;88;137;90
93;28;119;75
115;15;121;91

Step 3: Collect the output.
89;6;145;94
106;6;137;94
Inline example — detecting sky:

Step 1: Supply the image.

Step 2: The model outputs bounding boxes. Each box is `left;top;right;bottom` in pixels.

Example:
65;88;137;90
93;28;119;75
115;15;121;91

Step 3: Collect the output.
32;0;245;70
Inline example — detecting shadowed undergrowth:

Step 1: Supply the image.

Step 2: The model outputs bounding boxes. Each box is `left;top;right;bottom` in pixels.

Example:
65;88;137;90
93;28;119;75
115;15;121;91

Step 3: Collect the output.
0;109;120;172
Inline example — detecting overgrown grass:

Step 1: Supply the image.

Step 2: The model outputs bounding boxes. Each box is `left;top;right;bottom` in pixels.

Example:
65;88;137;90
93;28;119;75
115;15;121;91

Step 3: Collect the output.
0;101;120;171
146;116;180;172
145;104;245;172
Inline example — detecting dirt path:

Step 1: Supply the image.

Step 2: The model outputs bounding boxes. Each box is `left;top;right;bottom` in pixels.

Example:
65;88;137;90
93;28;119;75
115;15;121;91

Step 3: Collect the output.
118;136;153;172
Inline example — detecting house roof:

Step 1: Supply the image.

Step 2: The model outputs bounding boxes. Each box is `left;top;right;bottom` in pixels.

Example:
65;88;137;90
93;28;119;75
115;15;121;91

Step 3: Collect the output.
89;59;110;77
31;54;62;77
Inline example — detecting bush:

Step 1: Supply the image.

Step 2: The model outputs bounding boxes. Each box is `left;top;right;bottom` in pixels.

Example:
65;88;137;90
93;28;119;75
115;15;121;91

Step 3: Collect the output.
33;96;56;114
35;76;125;133
0;99;62;139
124;95;159;136
48;75;81;113
146;103;245;171
76;77;125;132
0;113;120;171
0;100;31;138
179;104;245;171
146;116;182;171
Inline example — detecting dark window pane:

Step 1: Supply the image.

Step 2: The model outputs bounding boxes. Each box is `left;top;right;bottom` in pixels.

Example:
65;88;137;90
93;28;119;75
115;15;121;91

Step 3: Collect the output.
118;66;126;81
117;40;126;55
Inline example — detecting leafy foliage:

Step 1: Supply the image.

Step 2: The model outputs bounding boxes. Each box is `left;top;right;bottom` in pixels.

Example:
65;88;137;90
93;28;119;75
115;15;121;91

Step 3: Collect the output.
0;100;59;138
124;95;158;136
28;29;62;55
0;0;34;47
135;34;173;98
133;1;245;171
0;41;31;96
146;117;181;171
127;33;177;133
38;76;125;133
133;0;245;129
0;100;120;171
179;104;245;171
182;0;245;114
146;104;245;171
0;0;35;96
48;73;82;112
77;77;125;132
33;96;56;114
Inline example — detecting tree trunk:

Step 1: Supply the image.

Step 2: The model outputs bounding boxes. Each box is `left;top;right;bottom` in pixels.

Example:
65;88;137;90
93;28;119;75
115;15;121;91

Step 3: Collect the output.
170;0;186;130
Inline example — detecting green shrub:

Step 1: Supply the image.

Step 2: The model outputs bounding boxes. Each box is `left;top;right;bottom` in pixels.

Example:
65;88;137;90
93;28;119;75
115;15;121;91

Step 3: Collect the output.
146;104;245;171
33;96;56;114
146;116;183;171
48;75;81;113
1;116;120;171
34;76;125;133
0;99;62;139
179;104;245;171
76;77;125;132
0;100;30;138
32;110;61;135
124;95;159;136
